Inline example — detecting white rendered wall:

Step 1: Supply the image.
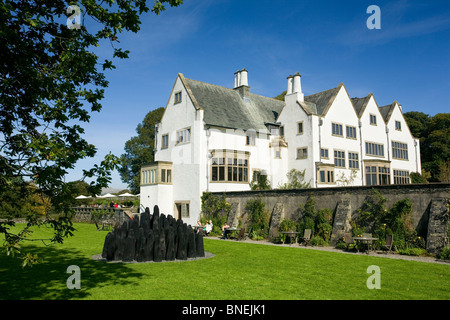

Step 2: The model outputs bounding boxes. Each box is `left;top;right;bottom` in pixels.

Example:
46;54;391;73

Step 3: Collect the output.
386;103;422;178
359;96;389;163
320;86;362;186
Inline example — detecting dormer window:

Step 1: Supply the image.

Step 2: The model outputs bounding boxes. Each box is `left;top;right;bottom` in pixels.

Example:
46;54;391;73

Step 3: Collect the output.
174;91;182;104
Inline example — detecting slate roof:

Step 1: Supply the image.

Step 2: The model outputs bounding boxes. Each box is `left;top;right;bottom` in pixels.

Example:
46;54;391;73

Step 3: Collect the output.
351;95;371;117
303;85;342;116
178;73;399;127
379;103;396;122
181;75;285;131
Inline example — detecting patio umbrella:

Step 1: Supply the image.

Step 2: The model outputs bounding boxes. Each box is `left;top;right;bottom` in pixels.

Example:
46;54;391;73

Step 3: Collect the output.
99;193;117;198
75;195;91;199
118;192;136;197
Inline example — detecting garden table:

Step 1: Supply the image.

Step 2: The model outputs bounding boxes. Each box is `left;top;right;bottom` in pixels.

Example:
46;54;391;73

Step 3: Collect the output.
280;231;300;245
224;228;241;239
353;237;378;253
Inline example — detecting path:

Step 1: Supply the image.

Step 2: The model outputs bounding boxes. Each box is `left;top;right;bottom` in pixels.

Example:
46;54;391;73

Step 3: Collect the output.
205;236;450;265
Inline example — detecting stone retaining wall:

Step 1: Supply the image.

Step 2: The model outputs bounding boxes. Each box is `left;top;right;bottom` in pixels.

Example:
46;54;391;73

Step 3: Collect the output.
214;183;450;253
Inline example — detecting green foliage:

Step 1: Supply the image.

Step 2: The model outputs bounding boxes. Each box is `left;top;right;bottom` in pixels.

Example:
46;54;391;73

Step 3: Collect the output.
397;247;428;256
297;195;333;245
119;107;165;194
0;0;183;266
201;192;230;235
438;246;450;260
410;172;429;184
249;173;271;190
278;219;297;232
278;169;311;189
245;197;270;239
353;190;425;252
404;111;450;182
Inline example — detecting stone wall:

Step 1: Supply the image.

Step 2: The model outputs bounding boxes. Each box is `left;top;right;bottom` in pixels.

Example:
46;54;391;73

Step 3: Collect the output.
215;183;450;252
72;207;133;225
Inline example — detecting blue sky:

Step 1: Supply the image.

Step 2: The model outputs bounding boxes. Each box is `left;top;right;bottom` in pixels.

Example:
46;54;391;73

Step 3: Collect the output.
65;0;450;190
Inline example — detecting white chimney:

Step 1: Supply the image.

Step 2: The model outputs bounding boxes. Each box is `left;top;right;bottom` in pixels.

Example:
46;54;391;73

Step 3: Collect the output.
234;68;249;88
240;68;248;87
293;72;302;94
285;72;304;103
286;75;293;95
234;70;241;88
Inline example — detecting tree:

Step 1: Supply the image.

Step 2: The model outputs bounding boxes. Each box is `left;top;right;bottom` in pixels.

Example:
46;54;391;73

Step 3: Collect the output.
0;0;183;266
119;107;164;194
404;112;449;182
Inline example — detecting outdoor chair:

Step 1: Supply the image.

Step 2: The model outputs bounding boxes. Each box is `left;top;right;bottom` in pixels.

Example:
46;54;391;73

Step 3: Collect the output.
383;234;394;253
237;228;247;241
302;229;312;246
344;233;355;251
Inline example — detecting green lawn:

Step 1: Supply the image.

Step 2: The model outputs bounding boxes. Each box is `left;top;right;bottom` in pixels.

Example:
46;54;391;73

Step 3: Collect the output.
0;223;449;300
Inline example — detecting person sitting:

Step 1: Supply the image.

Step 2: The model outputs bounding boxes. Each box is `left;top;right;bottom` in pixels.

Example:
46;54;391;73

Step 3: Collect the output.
203;220;213;235
220;223;230;239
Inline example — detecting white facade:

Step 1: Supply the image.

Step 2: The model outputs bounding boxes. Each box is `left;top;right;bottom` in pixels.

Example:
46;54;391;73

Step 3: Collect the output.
140;70;421;225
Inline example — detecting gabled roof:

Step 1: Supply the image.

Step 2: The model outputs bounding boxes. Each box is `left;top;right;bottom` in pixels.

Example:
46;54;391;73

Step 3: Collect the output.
379;101;397;123
180;75;285;131
351;94;372;118
303;84;342;116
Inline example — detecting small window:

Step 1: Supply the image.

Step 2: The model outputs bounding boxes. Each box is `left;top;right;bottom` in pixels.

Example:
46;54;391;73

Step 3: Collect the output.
176;128;191;144
346;125;357;139
370;114;377;125
161;134;169;149
395;121;401;131
334;150;345;168
297;147;308;159
332;123;343;137
321;148;329;159
279;126;284;137
319;167;334;184
348;152;359;169
297;122;304;135
174;91;182;104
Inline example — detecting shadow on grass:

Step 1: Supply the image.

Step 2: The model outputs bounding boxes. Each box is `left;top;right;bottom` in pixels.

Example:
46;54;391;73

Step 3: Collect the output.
0;244;145;300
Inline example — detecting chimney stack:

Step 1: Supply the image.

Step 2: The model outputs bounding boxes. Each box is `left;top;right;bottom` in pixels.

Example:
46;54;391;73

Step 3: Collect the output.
286;75;293;95
234;68;249;88
285;72;304;103
234;68;250;98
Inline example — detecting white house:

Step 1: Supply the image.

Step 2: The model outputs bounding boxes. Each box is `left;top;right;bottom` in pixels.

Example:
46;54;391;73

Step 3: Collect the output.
140;69;421;225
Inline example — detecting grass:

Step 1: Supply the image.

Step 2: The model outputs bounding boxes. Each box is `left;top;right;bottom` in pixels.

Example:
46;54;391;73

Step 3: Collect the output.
0;223;449;300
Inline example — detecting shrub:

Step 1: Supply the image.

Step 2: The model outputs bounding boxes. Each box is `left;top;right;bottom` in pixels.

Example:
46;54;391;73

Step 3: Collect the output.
278;219;296;232
297;195;333;243
201;192;231;236
352;190;427;254
438;247;450;260
397;248;428;256
245;197;270;239
311;236;328;246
